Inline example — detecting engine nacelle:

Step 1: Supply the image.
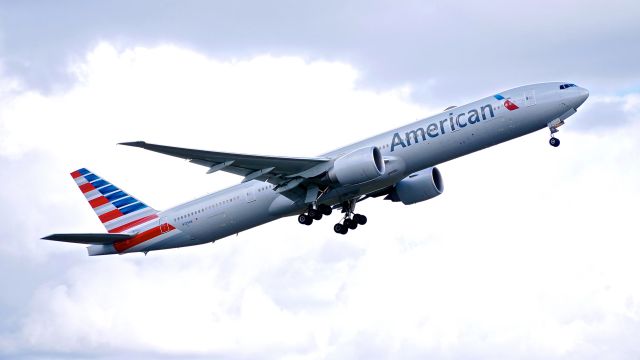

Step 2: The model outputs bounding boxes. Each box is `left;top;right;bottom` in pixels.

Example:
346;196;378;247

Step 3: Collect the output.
328;147;385;185
386;167;444;205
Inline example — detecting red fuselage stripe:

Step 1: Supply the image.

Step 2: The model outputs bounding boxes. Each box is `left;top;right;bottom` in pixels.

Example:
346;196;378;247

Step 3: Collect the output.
113;223;176;252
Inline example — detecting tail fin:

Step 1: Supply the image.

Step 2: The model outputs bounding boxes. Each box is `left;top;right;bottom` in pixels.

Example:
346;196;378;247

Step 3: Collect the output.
70;168;159;233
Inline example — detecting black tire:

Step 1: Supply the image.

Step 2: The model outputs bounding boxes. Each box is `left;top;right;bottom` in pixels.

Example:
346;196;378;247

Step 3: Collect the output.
345;218;358;230
319;204;333;216
309;208;323;220
549;137;560;147
354;214;367;225
298;214;313;225
334;223;346;234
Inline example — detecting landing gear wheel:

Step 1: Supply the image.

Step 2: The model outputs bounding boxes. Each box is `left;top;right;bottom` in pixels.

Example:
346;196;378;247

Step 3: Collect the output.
334;223;348;234
309;208;323;220
344;218;358;230
298;214;313;225
318;204;333;216
353;214;367;225
549;137;560;147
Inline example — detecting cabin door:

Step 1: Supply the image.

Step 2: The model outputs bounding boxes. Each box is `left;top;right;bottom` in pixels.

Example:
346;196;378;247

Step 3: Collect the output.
525;90;536;107
246;188;256;203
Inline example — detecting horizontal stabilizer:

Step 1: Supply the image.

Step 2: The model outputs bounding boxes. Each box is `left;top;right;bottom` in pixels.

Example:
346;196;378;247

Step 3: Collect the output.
42;233;133;245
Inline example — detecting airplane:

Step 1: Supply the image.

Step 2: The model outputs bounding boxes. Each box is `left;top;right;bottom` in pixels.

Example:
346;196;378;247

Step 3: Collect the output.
42;82;589;256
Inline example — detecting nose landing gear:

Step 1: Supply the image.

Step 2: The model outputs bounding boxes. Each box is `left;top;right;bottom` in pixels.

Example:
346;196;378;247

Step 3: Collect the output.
547;118;564;147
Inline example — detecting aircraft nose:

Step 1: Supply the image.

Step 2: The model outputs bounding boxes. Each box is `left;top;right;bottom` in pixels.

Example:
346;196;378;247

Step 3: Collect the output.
564;86;589;110
575;87;589;108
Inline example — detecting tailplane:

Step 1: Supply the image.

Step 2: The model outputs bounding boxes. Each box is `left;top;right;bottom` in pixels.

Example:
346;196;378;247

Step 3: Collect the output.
70;168;159;233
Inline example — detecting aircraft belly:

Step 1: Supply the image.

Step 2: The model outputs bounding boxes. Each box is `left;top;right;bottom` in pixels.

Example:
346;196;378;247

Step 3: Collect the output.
142;230;196;251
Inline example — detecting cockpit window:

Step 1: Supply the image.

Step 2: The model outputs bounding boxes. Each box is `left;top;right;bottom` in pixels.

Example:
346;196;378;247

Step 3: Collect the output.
560;83;576;90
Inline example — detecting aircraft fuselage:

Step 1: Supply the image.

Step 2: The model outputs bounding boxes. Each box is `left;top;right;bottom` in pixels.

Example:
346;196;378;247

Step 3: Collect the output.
84;82;589;255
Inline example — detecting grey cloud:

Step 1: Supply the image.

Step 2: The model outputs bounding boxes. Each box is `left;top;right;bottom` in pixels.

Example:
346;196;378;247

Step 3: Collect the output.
1;1;640;102
571;95;639;132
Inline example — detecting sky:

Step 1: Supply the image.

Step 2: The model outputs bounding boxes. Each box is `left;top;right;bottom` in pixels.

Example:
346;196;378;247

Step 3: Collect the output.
1;1;639;359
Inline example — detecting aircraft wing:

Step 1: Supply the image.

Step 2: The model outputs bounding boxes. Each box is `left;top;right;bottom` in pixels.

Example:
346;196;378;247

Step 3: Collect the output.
119;141;333;191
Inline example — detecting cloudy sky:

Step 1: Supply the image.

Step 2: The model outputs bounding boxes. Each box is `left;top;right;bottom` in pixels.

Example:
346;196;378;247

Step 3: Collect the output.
1;1;640;358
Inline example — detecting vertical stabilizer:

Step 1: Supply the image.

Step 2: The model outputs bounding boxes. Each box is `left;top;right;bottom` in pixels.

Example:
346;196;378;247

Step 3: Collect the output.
70;168;159;234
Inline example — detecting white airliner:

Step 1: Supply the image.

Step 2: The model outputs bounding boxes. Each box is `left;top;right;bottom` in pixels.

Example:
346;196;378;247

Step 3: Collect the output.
43;82;589;256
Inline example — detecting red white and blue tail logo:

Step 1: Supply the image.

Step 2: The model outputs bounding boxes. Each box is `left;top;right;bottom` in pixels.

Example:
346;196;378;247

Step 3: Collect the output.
70;168;159;234
494;94;519;111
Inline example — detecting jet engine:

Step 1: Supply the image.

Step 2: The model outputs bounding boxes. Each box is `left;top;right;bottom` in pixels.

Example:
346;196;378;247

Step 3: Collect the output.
328;146;385;185
386;167;444;205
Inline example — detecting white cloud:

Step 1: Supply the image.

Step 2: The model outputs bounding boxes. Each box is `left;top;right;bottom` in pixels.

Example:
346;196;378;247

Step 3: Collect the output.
1;43;640;359
572;93;640;131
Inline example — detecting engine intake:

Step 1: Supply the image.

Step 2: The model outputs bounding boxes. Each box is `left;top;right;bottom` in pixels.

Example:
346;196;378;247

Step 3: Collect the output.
328;147;385;185
386;167;444;205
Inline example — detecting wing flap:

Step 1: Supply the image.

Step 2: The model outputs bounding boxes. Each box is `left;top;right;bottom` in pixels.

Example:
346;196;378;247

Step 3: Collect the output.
42;233;133;245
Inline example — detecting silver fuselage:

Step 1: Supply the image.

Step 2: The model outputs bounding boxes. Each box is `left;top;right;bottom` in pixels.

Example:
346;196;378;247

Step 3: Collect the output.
122;82;589;253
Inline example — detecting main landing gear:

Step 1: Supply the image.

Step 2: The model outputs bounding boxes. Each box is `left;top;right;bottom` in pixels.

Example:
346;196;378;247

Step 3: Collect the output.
549;136;560;147
297;199;368;235
333;200;367;235
333;213;367;235
297;203;332;226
